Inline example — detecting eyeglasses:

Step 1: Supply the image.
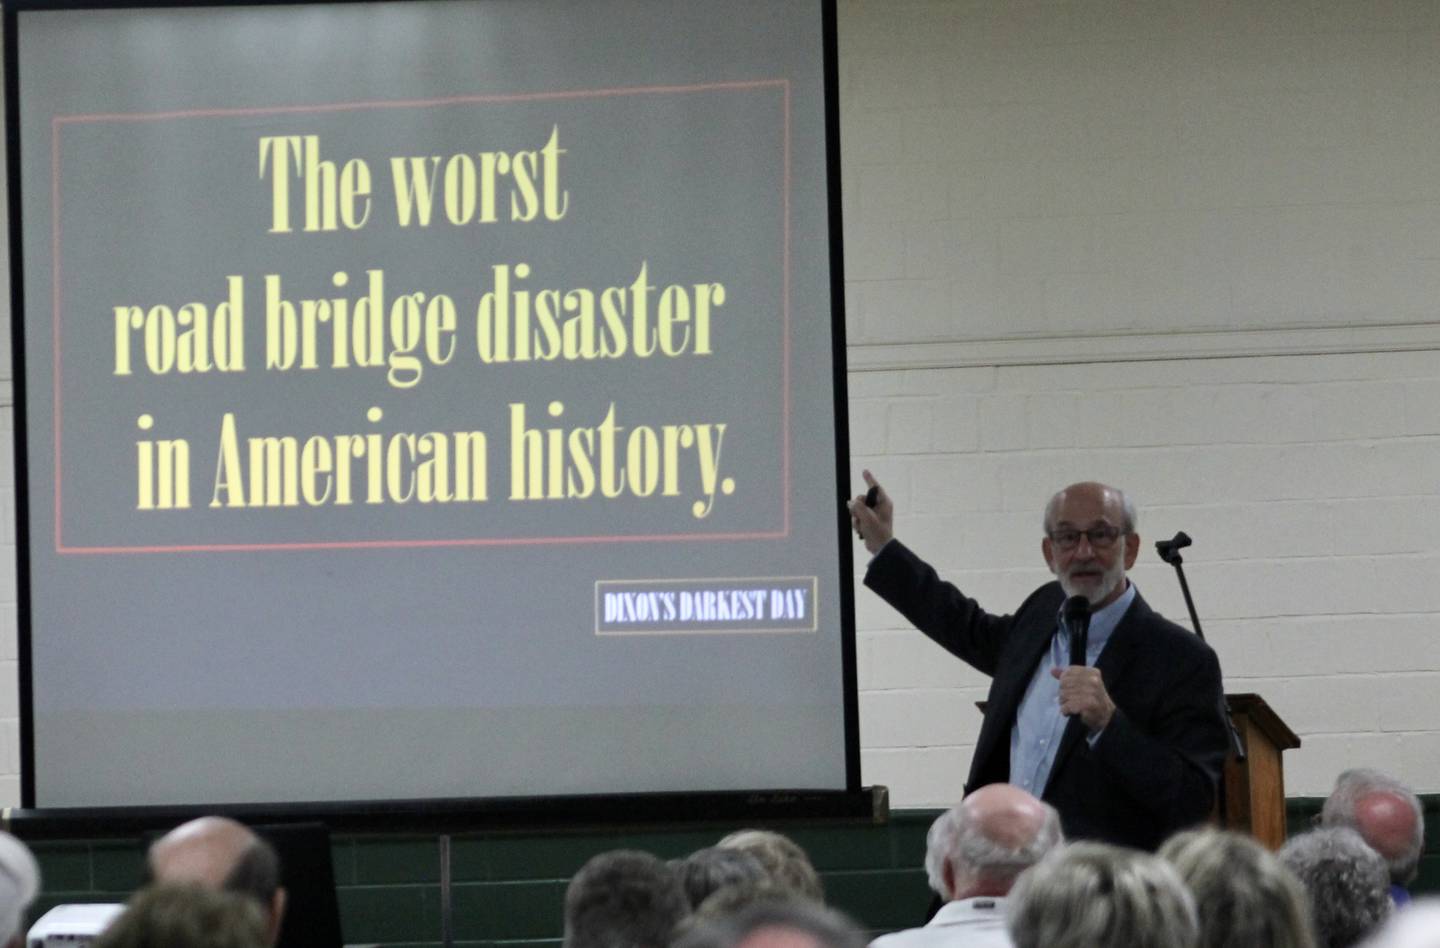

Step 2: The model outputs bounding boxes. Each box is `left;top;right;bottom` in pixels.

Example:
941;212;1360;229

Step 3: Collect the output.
1048;526;1124;551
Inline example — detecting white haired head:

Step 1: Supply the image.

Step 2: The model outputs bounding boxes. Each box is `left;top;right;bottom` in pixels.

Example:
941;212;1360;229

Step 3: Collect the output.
0;832;40;946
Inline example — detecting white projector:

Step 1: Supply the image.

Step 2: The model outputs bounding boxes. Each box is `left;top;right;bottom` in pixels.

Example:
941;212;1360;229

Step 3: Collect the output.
26;904;125;948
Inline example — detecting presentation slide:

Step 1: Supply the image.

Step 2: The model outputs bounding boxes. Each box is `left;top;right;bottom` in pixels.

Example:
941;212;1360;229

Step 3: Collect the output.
9;0;852;809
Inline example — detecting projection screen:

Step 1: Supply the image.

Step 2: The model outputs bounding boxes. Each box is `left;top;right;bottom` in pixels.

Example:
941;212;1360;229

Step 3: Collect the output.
7;0;856;809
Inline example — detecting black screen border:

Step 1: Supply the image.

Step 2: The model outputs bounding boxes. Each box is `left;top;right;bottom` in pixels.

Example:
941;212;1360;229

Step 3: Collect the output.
3;0;866;827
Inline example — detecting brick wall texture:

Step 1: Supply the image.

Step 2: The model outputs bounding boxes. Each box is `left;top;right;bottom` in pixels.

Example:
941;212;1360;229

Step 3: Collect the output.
842;0;1440;806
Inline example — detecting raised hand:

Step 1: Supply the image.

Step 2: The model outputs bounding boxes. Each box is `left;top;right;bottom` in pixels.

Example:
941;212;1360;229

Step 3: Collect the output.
848;469;894;555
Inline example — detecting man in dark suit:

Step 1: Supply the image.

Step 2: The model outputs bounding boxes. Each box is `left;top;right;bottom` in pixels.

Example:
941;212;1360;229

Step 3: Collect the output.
849;476;1227;851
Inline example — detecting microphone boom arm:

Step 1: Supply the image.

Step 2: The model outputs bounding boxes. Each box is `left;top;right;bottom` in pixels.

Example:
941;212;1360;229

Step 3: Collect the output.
1154;531;1244;763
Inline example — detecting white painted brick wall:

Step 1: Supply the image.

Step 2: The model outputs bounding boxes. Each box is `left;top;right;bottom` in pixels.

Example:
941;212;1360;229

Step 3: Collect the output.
842;0;1440;806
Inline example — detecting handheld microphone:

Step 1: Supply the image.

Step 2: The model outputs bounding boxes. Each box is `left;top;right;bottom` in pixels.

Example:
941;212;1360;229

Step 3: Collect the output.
1062;595;1091;666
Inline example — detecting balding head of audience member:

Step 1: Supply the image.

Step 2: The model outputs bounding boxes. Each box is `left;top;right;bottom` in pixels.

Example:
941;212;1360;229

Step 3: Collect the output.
563;849;688;948
0;832;40;948
94;885;268;948
1007;842;1199;948
674;899;867;948
147;817;285;946
926;784;1063;902
1321;769;1425;889
1280;827;1391;948
716;830;824;903
1160;828;1316;948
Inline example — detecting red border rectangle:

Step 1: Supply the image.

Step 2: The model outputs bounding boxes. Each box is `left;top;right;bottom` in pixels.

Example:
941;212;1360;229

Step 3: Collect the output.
50;80;792;554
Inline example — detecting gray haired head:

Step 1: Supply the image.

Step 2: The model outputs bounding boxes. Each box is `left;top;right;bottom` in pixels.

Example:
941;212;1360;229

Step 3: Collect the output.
1007;842;1198;948
673;898;866;948
673;847;768;911
715;830;823;903
1280;827;1391;948
924;786;1063;899
1320;769;1424;885
0;832;39;945
1160;828;1317;948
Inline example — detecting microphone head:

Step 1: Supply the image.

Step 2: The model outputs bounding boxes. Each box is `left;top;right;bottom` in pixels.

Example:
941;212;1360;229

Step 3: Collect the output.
1062;594;1091;623
1062;594;1091;666
1156;531;1193;563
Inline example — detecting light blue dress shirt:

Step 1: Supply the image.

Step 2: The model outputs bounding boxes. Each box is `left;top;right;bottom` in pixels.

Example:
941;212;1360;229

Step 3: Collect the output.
1009;581;1138;797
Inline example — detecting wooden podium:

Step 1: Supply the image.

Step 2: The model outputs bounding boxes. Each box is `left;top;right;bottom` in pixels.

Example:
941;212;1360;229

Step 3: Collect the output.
1218;693;1300;849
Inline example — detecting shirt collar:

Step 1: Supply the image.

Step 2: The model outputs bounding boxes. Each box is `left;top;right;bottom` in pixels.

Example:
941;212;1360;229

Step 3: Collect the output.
1087;580;1137;651
928;897;1008;926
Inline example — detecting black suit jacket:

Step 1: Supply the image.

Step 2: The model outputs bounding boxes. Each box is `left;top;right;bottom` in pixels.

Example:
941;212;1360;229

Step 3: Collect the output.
866;540;1228;851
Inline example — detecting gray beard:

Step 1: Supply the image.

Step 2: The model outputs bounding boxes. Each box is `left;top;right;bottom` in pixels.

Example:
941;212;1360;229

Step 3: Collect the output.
1058;563;1125;606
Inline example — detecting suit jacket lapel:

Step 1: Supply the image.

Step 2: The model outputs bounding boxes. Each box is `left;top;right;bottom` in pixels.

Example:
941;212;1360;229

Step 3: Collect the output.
1042;591;1149;797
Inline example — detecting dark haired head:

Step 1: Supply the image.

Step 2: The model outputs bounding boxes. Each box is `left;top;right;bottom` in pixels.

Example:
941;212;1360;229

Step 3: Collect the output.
563;850;688;948
674;847;768;910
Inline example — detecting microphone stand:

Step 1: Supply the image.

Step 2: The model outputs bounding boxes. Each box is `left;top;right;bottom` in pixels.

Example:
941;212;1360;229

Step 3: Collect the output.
1155;532;1245;763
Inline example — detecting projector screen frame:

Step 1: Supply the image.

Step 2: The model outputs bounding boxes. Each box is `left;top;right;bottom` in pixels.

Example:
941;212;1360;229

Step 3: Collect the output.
3;786;888;840
4;0;864;824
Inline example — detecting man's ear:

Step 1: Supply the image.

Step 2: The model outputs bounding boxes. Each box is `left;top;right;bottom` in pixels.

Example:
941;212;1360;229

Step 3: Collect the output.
941;862;956;901
1042;536;1057;573
1122;532;1140;569
267;888;288;946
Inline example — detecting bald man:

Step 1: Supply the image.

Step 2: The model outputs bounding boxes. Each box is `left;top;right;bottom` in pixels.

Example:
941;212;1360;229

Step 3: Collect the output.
148;817;286;946
1321;769;1426;905
871;785;1064;948
851;477;1228;850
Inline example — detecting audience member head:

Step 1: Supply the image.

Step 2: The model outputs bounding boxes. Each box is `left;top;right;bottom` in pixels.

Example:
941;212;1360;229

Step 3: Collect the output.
1160;828;1316;948
673;899;866;948
690;882;795;925
1321;769;1424;887
925;783;1063;901
147;817;285;946
1007;841;1199;948
674;847;768;910
1280;827;1391;948
716;830;823;903
94;884;268;948
563;849;688;948
1360;899;1440;948
0;832;40;948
